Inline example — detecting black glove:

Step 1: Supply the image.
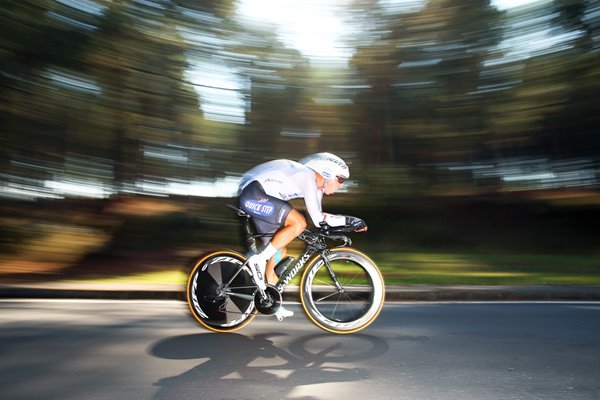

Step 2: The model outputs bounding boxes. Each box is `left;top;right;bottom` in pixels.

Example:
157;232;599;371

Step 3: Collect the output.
345;216;367;231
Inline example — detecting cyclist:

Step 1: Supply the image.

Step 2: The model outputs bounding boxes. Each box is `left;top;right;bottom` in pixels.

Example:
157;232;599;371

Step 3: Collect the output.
238;152;368;320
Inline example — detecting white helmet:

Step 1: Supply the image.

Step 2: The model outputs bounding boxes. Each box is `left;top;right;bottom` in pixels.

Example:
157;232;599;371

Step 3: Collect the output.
299;152;349;180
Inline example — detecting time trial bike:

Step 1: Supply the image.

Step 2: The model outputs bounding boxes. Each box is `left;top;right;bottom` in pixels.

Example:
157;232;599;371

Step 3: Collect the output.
186;205;385;334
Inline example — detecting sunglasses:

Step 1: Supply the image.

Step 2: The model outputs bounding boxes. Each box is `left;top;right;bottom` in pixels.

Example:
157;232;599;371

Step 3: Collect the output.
336;176;346;184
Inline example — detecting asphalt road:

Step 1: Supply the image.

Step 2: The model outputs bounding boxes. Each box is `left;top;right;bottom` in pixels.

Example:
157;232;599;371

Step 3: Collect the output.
1;300;599;400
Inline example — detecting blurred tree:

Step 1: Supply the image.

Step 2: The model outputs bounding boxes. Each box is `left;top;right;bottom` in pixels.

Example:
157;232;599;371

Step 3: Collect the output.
83;1;189;189
172;0;236;20
553;0;594;50
0;0;98;187
348;0;503;193
488;0;600;160
1;0;598;201
540;0;600;158
233;29;310;166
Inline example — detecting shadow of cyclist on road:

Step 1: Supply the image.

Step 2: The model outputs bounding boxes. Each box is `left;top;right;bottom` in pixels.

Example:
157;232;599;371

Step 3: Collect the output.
150;332;389;400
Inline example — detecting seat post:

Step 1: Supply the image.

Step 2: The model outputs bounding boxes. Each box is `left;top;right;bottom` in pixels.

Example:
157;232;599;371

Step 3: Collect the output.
226;204;259;253
241;215;258;253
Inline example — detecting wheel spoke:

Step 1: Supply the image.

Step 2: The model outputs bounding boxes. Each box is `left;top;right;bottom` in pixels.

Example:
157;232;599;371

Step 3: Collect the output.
314;290;342;303
226;291;255;301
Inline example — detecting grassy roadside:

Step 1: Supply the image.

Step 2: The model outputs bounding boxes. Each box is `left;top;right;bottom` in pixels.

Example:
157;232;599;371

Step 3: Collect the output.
60;251;600;287
375;252;600;285
2;195;599;288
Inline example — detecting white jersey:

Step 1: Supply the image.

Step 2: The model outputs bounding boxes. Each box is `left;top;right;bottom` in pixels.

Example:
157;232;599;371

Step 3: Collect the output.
240;159;342;227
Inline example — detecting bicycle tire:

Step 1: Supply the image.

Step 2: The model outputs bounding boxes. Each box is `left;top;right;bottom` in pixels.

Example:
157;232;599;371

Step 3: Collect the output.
300;247;385;334
186;250;257;332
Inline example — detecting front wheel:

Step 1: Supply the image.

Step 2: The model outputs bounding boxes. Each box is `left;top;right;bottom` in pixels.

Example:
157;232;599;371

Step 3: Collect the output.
300;248;385;334
186;250;257;333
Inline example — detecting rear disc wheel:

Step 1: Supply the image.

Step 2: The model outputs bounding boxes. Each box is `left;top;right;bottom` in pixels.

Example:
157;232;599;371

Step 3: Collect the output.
187;250;257;332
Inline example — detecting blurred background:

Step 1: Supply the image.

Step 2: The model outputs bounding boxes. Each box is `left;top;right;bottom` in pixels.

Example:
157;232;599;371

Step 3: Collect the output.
1;0;599;287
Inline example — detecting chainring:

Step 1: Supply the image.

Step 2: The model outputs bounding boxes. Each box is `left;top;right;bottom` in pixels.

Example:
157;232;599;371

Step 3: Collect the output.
254;285;282;315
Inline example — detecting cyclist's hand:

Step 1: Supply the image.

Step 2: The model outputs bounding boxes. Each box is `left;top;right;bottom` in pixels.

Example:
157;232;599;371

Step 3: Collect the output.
345;216;368;232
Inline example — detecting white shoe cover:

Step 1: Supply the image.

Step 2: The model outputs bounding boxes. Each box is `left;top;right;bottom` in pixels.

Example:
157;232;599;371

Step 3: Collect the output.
247;254;267;291
274;306;294;321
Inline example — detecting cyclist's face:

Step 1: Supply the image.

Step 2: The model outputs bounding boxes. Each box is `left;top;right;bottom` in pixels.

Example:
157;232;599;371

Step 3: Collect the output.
323;177;343;195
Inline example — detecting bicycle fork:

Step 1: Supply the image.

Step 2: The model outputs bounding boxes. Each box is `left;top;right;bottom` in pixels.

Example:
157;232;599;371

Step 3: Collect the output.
321;251;345;294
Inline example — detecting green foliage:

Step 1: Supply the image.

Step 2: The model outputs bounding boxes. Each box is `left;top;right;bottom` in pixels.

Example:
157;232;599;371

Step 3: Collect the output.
2;0;599;287
2;0;598;197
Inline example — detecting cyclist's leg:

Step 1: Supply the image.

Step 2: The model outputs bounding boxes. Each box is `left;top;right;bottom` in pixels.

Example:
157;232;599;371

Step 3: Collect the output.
265;210;306;320
248;219;279;288
239;182;295;286
250;209;306;285
265;209;306;284
265;247;285;284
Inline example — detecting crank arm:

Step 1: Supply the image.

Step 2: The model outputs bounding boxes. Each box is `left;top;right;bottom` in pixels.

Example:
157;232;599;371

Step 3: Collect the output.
226;291;256;301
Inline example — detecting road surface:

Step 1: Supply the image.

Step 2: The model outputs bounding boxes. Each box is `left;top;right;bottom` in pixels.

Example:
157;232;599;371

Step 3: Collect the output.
1;299;598;400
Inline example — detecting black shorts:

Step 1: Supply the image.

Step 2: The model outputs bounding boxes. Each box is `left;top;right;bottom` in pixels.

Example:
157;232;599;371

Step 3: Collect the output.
239;181;293;240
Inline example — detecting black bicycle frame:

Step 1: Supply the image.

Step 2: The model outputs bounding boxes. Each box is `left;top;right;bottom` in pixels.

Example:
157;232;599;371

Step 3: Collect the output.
274;232;324;291
226;205;348;294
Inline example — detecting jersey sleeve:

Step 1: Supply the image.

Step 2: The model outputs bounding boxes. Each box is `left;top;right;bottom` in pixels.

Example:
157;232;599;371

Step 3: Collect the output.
293;171;325;227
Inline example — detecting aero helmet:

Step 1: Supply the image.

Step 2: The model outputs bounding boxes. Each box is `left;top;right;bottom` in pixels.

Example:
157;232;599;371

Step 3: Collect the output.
299;152;349;180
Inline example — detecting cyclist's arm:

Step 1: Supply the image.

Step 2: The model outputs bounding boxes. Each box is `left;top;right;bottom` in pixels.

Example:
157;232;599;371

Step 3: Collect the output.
301;179;326;227
326;214;368;231
323;213;346;227
294;172;348;227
